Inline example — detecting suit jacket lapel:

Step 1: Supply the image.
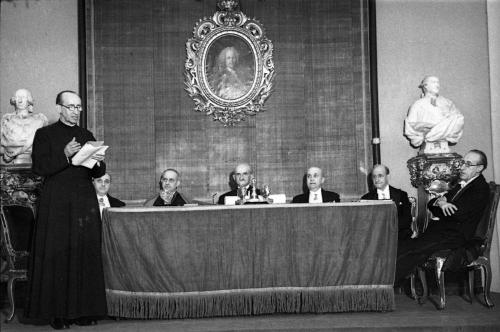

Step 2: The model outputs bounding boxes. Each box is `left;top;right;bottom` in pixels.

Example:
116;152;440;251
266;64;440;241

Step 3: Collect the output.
389;186;399;202
450;176;479;202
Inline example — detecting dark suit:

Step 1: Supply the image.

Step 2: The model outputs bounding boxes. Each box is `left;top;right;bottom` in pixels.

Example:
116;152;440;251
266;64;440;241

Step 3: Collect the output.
107;194;125;207
292;189;340;203
395;174;489;285
217;186;261;205
361;186;412;240
145;191;187;206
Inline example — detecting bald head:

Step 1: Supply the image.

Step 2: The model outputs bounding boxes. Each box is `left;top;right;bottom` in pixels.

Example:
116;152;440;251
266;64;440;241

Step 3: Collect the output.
459;150;487;182
306;167;325;192
371;164;390;190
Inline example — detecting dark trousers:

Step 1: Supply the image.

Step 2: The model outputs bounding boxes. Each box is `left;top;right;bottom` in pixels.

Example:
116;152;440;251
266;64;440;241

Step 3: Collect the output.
395;223;464;286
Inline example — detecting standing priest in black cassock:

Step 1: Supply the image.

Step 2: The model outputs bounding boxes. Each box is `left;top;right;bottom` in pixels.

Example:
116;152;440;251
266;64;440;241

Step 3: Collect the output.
25;91;107;329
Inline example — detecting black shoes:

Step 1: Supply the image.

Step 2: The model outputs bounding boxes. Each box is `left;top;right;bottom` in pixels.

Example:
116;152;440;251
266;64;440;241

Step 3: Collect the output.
49;318;70;330
49;316;98;329
73;317;98;326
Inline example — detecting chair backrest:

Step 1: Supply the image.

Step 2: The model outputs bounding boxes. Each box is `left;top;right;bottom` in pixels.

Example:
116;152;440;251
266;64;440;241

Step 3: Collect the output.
473;182;500;259
408;196;418;234
0;204;36;257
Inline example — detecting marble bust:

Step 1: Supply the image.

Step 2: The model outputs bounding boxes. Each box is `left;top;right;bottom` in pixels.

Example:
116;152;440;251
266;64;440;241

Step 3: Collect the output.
404;76;464;154
1;89;48;164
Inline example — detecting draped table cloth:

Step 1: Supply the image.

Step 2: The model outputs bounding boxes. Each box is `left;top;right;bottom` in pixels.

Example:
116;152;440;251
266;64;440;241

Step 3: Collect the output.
101;201;397;319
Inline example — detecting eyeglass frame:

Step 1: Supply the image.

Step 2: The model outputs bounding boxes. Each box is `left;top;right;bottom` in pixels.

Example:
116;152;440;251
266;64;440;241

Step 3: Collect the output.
460;160;484;167
58;103;83;112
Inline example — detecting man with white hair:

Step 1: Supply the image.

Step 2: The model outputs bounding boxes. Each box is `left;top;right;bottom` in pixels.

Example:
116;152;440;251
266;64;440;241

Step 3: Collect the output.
218;163;260;204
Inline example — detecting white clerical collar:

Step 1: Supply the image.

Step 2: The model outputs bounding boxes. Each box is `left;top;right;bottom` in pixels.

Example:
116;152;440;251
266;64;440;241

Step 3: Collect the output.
377;186;390;200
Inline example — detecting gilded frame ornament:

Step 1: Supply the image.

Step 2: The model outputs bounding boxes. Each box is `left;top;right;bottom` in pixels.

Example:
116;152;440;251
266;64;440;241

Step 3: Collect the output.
185;0;275;126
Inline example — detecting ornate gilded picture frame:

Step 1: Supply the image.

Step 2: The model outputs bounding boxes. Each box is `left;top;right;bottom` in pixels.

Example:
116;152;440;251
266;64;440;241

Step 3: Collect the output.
185;0;275;126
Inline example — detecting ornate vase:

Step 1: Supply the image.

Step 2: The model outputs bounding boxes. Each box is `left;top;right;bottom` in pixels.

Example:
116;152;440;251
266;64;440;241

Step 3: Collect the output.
0;164;43;211
407;153;462;233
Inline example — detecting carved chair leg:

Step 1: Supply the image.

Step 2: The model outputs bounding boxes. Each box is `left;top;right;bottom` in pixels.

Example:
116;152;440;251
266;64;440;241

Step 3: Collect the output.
481;264;495;308
435;257;446;310
468;269;475;304
418;267;428;304
410;273;418;301
5;276;17;323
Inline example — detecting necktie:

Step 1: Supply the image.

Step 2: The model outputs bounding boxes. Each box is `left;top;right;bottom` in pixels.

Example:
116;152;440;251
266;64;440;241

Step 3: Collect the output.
314;193;318;201
99;197;105;206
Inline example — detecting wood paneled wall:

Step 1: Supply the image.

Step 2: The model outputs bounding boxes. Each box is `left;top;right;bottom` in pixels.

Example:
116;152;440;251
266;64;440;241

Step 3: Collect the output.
87;0;372;201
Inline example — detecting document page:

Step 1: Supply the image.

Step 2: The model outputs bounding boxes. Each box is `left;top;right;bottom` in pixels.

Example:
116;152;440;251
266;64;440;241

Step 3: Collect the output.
72;141;109;169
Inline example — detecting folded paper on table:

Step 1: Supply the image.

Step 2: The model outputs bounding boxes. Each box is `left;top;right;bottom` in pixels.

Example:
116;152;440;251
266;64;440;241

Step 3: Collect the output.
268;194;286;204
224;196;239;205
72;141;108;169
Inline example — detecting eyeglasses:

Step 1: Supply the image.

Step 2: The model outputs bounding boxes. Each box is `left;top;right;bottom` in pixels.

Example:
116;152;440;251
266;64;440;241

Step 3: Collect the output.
58;104;83;112
461;160;483;167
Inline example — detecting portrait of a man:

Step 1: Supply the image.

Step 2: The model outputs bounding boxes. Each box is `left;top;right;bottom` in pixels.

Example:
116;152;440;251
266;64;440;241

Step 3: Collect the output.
206;36;255;100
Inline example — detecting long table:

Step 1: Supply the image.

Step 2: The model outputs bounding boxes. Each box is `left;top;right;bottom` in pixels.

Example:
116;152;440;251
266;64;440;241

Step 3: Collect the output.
101;201;398;319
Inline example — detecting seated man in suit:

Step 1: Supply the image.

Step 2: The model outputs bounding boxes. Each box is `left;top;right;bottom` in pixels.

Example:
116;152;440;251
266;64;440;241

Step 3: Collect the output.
144;168;187;206
93;173;125;217
292;167;340;203
395;149;490;286
361;164;413;240
217;163;260;204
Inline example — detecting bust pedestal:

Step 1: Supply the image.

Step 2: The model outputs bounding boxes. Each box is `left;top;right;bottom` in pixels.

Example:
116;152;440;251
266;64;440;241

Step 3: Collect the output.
407;153;462;234
0;164;43;211
421;140;450;154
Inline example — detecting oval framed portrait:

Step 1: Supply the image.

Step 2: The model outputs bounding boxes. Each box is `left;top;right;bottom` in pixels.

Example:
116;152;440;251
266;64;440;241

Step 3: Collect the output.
185;4;275;126
202;31;258;104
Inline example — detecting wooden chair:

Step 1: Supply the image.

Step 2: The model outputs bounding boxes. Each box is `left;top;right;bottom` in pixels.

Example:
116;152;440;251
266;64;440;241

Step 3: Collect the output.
408;196;419;238
0;204;36;322
411;182;500;309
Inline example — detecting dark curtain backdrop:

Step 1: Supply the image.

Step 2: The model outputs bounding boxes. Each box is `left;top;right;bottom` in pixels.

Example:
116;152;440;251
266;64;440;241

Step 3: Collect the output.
86;0;372;201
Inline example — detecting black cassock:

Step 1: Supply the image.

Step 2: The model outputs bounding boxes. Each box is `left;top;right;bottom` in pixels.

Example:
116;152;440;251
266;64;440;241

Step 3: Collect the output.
25;120;107;320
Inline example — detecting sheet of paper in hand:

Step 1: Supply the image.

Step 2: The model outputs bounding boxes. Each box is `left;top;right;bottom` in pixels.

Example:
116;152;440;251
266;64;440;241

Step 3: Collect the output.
71;141;109;169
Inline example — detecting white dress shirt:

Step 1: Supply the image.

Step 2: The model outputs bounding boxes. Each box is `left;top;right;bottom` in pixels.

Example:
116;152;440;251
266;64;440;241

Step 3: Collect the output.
377;185;390;200
97;194;110;216
309;189;323;203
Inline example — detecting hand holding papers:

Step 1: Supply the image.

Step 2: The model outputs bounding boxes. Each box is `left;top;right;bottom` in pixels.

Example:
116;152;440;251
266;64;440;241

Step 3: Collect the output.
71;141;108;168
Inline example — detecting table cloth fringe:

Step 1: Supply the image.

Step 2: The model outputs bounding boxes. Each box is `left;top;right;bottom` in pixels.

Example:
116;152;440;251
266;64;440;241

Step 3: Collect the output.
106;286;394;319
